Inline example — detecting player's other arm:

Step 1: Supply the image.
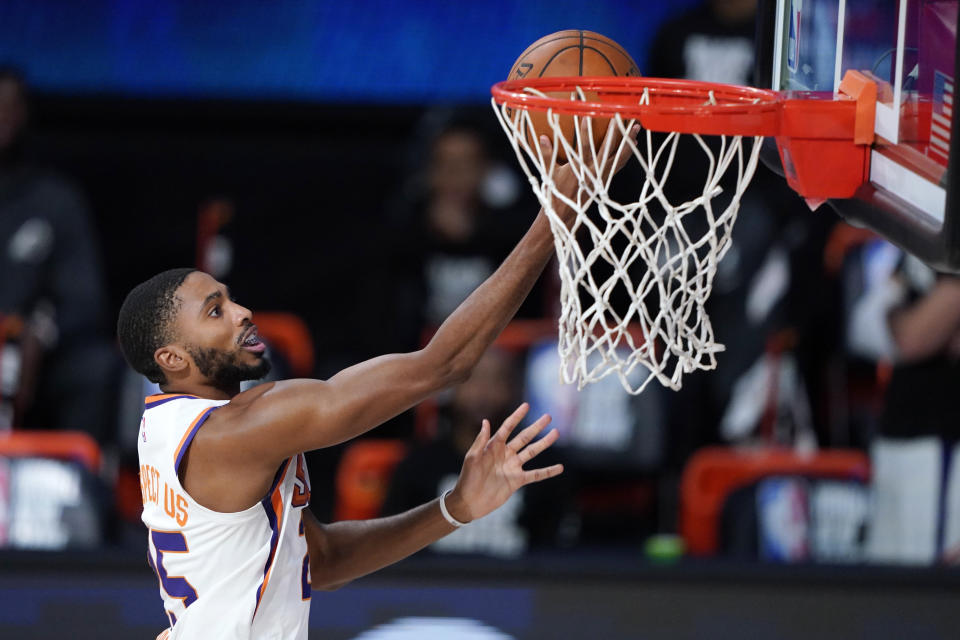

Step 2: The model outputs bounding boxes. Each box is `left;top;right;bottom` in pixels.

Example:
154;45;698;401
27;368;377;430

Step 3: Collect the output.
303;404;561;590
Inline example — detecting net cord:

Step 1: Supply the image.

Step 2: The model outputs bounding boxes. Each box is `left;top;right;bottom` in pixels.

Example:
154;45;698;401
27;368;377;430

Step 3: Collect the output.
491;88;764;394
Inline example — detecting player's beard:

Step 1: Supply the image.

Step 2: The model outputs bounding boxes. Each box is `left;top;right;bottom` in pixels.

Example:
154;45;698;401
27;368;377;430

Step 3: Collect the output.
187;344;271;387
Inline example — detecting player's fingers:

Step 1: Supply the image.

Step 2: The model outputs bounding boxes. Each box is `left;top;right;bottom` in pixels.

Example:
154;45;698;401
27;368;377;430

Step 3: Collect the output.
621;123;641;164
539;134;554;159
495;402;530;443
578;116;595;160
605;118;636;163
522;463;564;485
469;419;491;454
601;117;620;157
601;121;640;179
508;413;551;452
518;427;559;464
619;123;640;156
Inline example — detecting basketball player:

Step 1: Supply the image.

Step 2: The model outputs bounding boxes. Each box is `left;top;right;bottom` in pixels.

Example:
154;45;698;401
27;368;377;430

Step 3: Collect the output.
118;126;638;639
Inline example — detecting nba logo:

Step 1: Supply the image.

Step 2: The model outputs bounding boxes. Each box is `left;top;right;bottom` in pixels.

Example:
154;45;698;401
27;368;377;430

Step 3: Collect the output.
141;417;147;442
787;0;802;74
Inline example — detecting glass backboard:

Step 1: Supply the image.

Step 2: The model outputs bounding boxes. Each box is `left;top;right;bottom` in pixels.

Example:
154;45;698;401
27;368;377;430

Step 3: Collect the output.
758;0;959;272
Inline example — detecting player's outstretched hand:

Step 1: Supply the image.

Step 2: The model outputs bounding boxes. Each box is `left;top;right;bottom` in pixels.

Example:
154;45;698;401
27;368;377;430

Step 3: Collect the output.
444;403;563;524
539;119;640;179
539;119;640;226
579;116;640;183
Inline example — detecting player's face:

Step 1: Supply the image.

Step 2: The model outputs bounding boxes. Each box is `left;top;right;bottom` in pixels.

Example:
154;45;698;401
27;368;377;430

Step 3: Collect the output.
173;271;270;386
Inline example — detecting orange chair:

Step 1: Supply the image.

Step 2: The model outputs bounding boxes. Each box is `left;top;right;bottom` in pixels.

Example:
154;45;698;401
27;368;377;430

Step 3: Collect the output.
0;313;42;428
680;446;869;555
0;430;102;474
253;311;315;378
334;439;408;521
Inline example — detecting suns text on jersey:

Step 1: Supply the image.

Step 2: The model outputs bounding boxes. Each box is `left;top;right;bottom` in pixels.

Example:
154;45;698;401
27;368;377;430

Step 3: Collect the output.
140;463;189;526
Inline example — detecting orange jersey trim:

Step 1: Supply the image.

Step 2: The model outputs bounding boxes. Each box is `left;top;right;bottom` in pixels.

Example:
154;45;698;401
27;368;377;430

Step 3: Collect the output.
144;393;199;410
253;458;291;618
146;393;197;402
172;405;219;473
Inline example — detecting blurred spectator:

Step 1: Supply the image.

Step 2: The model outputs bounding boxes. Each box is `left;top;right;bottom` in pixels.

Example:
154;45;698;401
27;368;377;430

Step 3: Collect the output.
649;0;758;87
0;66;115;440
845;241;960;564
524;338;665;545
386;110;533;346
646;1;835;470
381;347;576;556
524;338;665;470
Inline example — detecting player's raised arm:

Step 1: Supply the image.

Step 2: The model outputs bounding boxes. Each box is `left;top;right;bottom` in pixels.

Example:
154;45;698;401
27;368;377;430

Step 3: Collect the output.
213;124;639;461
213;171;575;463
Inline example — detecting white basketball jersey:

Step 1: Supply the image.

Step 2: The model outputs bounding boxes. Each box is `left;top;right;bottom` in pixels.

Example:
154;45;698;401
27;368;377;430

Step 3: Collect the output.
138;393;312;640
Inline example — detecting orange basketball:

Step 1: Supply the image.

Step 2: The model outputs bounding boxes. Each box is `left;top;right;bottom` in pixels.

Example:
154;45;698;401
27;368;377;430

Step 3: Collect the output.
507;30;641;161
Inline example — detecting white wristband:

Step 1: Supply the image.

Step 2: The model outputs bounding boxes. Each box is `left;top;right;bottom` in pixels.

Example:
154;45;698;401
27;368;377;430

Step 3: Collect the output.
439;490;467;528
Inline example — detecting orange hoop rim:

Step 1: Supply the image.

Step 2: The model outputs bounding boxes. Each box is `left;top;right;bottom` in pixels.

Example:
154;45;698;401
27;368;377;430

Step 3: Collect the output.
491;76;781;136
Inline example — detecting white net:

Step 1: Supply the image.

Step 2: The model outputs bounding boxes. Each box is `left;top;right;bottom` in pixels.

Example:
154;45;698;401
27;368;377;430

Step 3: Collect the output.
492;88;765;394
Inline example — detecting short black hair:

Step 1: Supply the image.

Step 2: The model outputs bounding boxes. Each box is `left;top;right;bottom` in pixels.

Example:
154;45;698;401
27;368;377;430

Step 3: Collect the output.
117;268;196;384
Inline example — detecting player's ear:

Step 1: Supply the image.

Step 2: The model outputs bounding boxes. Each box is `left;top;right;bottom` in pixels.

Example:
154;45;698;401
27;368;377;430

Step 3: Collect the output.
155;345;190;377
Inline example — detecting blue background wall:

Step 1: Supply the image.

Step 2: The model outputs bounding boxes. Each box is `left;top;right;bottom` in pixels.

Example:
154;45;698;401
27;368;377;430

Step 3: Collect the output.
0;0;699;102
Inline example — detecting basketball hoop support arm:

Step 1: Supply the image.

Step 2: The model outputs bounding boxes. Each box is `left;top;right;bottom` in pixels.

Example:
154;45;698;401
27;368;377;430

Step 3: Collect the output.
775;70;878;205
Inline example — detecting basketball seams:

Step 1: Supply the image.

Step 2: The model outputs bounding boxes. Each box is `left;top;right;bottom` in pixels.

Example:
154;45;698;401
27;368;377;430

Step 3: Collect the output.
530;45;621;78
533;46;621;77
578;30;584;76
535;47;578;78
509;32;637;79
510;36;582;75
512;31;635;62
581;36;635;68
505;29;640;161
581;46;618;75
513;31;584;58
535;47;627;78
